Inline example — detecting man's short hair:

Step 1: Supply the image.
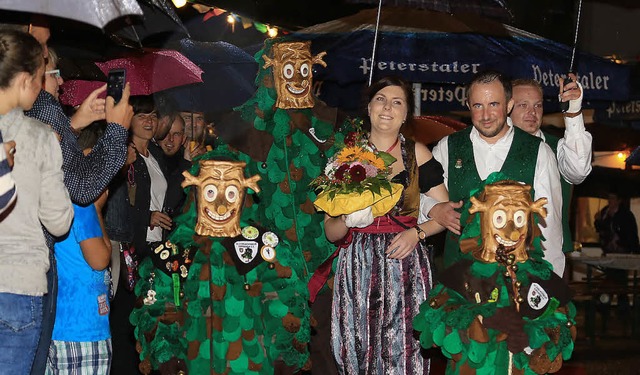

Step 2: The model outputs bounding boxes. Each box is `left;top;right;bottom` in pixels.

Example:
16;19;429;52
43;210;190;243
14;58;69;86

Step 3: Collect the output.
512;78;543;98
466;70;513;102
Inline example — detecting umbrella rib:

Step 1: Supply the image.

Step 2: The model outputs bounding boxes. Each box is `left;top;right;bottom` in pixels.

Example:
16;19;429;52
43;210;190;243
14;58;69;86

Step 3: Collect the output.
368;0;384;86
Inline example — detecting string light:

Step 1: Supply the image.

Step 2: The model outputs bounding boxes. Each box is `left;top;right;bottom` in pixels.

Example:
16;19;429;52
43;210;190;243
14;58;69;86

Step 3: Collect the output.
617;152;627;160
172;0;187;8
227;14;236;24
267;26;278;38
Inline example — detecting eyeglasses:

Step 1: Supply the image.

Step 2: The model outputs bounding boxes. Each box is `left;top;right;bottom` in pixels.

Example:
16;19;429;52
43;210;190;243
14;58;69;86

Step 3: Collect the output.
45;69;61;79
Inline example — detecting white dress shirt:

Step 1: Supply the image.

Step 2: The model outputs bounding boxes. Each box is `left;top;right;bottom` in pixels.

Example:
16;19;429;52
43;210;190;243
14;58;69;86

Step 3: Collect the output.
421;121;565;276
536;113;592;185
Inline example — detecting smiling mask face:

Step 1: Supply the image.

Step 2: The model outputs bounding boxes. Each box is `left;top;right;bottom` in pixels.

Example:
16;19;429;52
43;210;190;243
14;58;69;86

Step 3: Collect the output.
182;160;261;238
468;182;547;263
263;41;327;109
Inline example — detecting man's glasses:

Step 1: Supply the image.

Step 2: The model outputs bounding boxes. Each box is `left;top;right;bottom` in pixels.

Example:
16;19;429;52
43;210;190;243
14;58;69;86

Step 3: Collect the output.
45;69;61;79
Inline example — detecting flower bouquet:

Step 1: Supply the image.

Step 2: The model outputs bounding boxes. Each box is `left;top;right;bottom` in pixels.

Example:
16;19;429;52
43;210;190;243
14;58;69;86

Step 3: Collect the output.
311;129;404;217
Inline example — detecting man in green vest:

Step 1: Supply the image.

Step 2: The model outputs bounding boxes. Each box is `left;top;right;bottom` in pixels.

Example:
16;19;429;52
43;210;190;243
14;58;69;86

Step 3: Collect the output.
422;70;565;276
510;75;592;255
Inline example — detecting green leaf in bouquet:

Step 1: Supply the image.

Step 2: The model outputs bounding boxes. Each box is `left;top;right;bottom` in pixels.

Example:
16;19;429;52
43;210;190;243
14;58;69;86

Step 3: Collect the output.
377;151;397;167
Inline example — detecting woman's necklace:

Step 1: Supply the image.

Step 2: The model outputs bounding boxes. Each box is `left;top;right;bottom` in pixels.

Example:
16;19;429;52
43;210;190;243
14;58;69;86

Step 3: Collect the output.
385;137;399;153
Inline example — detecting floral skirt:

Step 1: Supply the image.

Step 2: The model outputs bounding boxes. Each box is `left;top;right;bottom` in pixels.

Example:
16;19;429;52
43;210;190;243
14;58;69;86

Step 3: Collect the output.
331;228;432;375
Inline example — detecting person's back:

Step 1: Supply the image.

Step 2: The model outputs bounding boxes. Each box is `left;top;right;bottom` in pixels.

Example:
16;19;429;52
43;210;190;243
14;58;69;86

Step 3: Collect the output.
0;29;73;375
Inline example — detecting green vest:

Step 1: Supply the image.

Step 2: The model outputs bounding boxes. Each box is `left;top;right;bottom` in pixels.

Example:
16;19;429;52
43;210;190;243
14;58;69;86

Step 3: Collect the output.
444;126;541;267
542;130;574;253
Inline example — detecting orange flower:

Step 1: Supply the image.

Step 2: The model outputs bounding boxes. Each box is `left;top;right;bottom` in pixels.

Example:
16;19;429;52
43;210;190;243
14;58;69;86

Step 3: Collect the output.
361;151;385;169
336;146;363;164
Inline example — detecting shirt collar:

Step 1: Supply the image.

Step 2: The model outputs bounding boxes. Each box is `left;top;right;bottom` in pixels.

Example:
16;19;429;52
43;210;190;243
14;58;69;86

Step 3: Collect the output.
470;118;514;146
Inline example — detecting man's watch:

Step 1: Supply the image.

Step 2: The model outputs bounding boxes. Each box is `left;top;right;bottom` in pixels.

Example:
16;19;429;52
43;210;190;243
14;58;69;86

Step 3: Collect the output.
415;226;427;240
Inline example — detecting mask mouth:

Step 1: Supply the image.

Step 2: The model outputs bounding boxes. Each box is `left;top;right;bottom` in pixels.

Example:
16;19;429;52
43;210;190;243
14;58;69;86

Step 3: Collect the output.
205;207;234;224
494;234;523;251
286;83;307;95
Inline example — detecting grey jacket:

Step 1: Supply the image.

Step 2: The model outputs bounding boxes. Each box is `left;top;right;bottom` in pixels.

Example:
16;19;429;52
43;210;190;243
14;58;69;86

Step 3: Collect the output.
0;108;73;296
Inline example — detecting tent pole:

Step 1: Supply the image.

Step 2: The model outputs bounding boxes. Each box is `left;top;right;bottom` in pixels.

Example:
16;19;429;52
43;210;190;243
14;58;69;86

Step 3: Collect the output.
412;83;421;116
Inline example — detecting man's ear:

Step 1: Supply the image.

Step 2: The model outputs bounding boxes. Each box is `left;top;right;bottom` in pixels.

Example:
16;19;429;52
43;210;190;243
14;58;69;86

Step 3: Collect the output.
507;98;514;114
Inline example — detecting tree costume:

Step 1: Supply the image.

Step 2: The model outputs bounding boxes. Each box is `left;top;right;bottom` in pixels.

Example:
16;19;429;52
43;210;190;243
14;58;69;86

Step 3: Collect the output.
413;175;576;375
131;39;348;374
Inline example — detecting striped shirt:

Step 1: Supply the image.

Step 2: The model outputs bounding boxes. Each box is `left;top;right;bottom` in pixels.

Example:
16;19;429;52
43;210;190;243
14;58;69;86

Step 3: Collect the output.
0;130;16;215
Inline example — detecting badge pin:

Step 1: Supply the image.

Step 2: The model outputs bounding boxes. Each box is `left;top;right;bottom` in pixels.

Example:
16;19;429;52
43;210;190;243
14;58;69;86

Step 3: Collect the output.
261;245;276;262
241;226;259;240
262;231;279;247
234;241;259;263
455;159;463;169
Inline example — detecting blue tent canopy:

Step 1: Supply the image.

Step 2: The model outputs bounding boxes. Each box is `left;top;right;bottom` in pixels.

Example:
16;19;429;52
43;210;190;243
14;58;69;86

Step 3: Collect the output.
295;30;630;111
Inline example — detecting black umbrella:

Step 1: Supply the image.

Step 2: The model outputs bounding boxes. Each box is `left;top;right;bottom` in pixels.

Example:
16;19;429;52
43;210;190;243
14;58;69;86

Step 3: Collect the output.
344;0;513;22
109;0;190;48
162;38;258;112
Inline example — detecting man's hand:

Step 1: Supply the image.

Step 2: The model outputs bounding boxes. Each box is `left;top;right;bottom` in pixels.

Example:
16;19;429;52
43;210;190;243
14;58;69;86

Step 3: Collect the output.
70;84;107;131
184;141;206;161
106;82;134;129
559;73;583;115
429;201;463;235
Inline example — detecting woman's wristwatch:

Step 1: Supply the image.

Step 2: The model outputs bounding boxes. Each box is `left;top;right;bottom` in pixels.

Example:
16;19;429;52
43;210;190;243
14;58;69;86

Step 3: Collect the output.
414;225;427;240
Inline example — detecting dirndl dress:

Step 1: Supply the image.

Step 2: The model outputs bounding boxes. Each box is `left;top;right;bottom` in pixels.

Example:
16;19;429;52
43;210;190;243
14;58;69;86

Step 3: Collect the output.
331;137;443;375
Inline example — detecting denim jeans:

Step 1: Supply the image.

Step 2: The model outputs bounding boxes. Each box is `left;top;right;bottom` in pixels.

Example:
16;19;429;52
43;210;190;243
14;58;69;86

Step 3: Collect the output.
31;252;57;375
0;293;43;375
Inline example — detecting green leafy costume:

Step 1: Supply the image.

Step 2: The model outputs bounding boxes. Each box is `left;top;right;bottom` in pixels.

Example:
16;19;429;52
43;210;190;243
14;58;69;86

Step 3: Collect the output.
131;39;348;374
413;173;577;375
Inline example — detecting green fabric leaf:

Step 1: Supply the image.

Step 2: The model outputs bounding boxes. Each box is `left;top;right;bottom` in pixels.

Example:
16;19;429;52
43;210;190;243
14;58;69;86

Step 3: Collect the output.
443;330;463;354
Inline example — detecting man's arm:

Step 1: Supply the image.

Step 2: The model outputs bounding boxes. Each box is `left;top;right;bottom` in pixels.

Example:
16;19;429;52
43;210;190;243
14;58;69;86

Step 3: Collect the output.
557;75;592;185
418;137;463;234
26;86;132;205
557;113;592;184
534;142;564;276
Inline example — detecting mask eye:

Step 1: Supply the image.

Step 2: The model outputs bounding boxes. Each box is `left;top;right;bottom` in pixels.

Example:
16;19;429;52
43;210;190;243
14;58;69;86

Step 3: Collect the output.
226;186;239;203
513;210;527;228
203;184;217;202
492;209;507;229
283;63;294;79
300;63;310;77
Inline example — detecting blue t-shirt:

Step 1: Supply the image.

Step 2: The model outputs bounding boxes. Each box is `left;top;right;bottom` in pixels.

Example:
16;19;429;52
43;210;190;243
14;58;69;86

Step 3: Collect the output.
52;203;110;342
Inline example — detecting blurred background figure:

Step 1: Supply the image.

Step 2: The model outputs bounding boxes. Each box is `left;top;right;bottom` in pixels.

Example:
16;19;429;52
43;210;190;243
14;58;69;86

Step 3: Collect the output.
595;190;640;255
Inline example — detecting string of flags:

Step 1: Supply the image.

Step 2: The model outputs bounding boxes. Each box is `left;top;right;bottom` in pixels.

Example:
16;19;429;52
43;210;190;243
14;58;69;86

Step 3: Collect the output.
192;3;288;38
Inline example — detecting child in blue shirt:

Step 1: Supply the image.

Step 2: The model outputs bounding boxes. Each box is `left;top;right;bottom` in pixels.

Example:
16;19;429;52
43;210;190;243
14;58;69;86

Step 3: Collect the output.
46;190;112;374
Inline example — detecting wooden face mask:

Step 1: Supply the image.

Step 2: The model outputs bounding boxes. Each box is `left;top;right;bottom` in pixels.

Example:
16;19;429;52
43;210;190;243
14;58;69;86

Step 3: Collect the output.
263;41;327;109
182;160;261;238
468;181;547;263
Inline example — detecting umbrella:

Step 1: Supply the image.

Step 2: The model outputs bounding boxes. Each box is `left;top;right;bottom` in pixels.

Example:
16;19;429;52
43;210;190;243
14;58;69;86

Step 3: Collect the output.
112;0;190;47
60;50;204;106
59;80;105;107
0;0;142;29
344;0;513;22
162;39;258;112
96;50;203;95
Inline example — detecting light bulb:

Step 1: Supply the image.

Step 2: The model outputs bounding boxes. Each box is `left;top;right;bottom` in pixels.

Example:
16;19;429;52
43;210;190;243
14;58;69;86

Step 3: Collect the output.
227;14;235;24
172;0;187;8
267;26;278;38
617;152;626;160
